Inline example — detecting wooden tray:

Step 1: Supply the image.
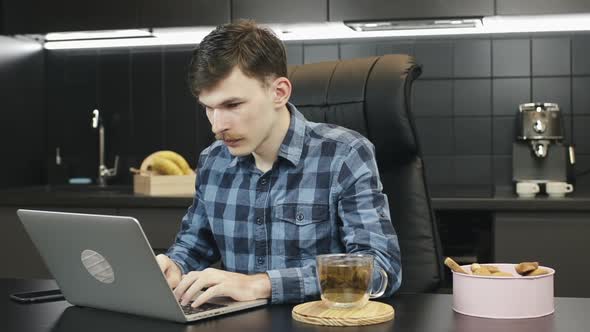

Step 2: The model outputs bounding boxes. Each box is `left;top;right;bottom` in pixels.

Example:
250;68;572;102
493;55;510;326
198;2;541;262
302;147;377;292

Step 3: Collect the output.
133;174;196;196
292;300;394;326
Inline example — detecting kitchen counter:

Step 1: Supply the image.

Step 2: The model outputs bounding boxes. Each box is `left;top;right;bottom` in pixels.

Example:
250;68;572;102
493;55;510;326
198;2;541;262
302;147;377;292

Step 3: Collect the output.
1;184;590;211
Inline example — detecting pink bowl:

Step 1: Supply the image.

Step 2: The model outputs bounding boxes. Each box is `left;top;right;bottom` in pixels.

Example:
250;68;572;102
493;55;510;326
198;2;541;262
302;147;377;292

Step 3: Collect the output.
452;263;555;319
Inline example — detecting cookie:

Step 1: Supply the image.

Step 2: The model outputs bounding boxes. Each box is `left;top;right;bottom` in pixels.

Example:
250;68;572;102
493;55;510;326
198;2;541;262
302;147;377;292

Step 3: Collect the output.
526;268;549;276
444;257;467;274
515;262;539;275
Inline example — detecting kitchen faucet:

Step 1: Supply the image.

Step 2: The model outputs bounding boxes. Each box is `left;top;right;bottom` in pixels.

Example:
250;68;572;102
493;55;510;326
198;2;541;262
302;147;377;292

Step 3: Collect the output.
91;109;119;186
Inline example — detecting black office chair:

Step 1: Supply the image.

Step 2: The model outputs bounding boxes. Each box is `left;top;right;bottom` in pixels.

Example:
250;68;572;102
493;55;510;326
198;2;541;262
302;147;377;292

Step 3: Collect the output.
288;54;444;293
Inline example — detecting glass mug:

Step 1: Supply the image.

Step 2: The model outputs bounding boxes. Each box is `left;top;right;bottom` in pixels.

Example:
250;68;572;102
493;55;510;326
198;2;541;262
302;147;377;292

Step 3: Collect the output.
316;254;388;309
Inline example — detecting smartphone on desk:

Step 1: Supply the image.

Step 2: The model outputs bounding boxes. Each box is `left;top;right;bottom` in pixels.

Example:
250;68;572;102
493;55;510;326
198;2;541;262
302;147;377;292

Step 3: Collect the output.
10;289;65;303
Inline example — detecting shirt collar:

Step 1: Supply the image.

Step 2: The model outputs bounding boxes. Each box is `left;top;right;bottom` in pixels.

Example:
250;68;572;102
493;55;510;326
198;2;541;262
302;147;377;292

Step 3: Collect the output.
278;103;306;167
227;102;306;169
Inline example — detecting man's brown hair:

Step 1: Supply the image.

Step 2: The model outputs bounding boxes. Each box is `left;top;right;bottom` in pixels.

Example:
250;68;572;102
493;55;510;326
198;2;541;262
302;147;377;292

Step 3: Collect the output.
188;20;287;97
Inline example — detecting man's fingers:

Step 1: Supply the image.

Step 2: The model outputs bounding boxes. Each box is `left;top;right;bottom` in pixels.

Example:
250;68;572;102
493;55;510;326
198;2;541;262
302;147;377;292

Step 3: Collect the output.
155;254;182;289
191;285;222;308
166;269;182;289
181;278;216;305
155;254;169;272
173;272;200;300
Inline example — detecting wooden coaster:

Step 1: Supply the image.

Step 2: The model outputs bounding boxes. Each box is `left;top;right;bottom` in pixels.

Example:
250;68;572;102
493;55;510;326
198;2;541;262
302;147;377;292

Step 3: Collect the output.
292;300;395;326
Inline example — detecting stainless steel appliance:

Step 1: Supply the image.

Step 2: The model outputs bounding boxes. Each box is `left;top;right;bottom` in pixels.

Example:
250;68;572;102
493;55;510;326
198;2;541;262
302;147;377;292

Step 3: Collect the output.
512;103;575;194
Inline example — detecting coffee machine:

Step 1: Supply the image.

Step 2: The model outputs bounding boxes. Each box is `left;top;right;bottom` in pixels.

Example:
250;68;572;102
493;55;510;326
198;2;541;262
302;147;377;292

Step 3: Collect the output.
512;102;575;194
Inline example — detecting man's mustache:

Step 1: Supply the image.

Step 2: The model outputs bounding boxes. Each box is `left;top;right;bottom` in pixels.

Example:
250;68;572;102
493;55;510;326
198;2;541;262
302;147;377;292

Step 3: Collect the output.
215;133;242;141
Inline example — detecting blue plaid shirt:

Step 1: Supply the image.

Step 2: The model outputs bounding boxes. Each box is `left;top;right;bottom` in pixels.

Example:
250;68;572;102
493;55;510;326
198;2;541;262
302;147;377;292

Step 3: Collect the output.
166;103;401;304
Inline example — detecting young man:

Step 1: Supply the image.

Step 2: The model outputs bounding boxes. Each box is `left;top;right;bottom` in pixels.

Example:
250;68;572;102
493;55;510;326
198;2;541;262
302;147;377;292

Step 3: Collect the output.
156;20;401;308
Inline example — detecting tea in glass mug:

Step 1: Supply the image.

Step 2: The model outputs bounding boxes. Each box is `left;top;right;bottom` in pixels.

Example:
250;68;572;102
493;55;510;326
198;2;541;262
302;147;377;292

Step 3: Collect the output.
316;254;388;309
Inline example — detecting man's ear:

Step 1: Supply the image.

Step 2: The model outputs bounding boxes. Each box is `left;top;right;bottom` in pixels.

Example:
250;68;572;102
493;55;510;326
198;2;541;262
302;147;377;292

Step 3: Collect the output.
272;77;292;108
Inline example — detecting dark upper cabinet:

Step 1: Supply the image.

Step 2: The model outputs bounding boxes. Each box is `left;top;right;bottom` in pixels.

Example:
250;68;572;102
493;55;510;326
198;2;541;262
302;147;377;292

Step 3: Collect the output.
139;0;230;28
0;1;4;34
232;0;327;24
3;0;139;34
329;0;494;21
496;0;590;15
2;0;230;34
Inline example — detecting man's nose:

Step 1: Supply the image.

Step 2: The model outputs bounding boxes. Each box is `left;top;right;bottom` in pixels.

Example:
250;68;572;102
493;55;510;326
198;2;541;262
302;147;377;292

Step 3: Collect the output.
210;109;230;134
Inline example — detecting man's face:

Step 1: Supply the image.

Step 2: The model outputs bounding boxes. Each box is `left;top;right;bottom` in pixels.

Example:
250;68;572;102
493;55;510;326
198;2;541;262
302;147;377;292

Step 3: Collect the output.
198;67;280;157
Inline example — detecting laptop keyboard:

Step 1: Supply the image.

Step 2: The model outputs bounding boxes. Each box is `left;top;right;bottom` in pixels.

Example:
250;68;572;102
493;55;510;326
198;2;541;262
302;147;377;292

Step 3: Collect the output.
181;302;227;315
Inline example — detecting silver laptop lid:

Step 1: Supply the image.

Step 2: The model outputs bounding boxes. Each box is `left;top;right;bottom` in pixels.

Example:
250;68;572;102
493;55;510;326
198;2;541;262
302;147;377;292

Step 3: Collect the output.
17;209;186;322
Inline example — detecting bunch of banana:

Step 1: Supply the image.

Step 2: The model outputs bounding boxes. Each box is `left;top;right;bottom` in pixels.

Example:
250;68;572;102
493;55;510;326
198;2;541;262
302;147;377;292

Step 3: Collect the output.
138;150;195;176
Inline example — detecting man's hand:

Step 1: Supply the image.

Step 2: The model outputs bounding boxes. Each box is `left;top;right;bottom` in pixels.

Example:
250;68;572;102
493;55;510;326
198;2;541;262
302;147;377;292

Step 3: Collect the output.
173;268;271;308
156;254;182;289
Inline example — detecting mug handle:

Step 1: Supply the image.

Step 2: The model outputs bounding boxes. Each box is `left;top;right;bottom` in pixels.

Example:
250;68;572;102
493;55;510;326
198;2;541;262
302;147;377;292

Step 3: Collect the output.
369;269;388;299
566;184;574;192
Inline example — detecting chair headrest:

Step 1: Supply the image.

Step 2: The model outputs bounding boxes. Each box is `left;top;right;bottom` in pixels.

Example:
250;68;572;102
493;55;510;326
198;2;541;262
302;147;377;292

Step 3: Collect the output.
288;54;423;167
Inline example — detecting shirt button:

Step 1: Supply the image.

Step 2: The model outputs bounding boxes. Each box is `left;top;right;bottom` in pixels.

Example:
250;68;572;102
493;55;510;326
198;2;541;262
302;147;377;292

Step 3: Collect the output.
260;178;267;186
256;217;263;225
296;212;304;221
257;257;264;264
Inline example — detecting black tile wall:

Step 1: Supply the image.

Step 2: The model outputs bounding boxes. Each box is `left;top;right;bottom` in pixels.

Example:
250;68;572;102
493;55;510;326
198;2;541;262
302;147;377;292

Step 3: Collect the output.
493;155;513;186
576;155;590;188
453;39;491;78
573;116;590;154
303;44;339;64
413;41;453;78
532;37;571;76
376;41;413;56
454;79;491;116
44;31;590;189
423;156;454;185
493;117;517;155
454;156;492;185
532;77;571;115
414;118;453;155
413;80;453;117
493;78;531;115
572;35;590;75
453;117;491;155
285;44;303;65
492;39;530;77
573;77;590;115
340;42;376;59
563;115;573;145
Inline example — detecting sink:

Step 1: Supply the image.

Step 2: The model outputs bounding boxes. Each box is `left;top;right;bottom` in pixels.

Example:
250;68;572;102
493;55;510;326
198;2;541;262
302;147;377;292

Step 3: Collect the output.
44;185;130;195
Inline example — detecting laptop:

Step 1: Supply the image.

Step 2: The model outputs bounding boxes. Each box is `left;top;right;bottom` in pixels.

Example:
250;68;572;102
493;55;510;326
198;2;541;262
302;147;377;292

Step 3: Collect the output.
16;209;268;323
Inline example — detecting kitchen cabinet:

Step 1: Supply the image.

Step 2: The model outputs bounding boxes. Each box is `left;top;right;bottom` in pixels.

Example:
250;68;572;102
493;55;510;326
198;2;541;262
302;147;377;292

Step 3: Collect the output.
0;207;117;279
2;0;229;34
329;0;494;22
496;0;590;15
3;0;139;34
232;0;327;24
0;206;184;279
494;212;590;297
139;0;230;28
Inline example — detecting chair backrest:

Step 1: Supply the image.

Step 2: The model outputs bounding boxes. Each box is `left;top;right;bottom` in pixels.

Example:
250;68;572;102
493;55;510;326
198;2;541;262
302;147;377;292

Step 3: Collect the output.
288;54;444;293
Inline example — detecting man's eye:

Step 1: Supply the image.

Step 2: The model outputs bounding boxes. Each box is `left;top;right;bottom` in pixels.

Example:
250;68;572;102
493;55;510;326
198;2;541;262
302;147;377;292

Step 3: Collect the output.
227;103;241;109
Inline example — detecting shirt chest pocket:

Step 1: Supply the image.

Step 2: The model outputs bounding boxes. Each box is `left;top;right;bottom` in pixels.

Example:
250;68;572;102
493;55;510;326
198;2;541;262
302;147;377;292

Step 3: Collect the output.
273;203;331;259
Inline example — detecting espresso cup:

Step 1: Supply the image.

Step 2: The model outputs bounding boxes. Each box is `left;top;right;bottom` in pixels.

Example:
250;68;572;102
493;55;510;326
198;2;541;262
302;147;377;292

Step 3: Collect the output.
516;182;540;198
546;182;573;198
316;254;387;309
